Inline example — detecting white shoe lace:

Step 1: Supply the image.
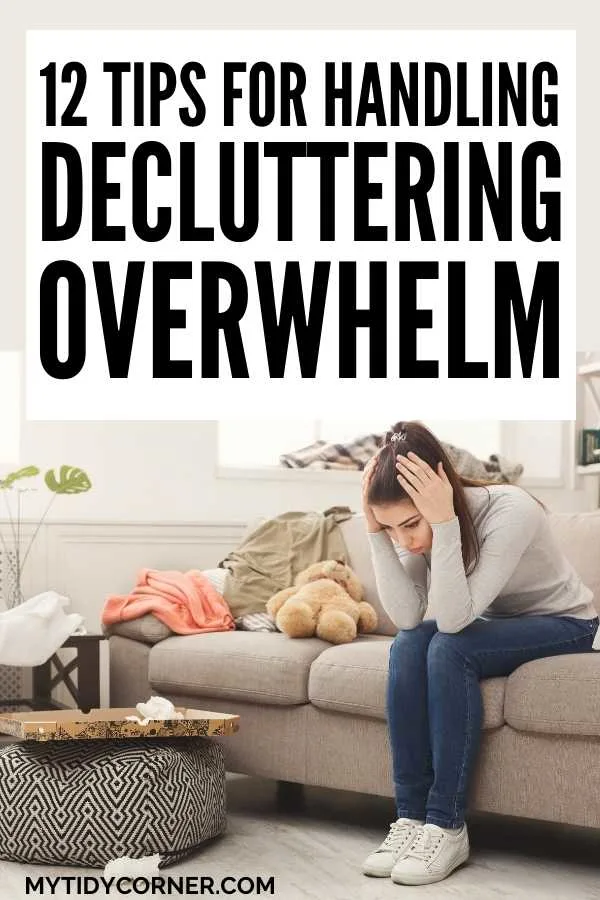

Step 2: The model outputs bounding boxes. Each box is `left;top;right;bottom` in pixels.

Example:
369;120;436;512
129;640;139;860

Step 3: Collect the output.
404;824;443;861
379;819;417;851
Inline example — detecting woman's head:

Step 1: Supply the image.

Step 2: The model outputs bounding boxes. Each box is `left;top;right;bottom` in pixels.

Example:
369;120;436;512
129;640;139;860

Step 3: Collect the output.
367;421;481;572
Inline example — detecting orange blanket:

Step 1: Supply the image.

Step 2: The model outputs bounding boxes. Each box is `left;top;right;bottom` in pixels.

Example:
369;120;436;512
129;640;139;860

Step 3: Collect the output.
102;569;235;635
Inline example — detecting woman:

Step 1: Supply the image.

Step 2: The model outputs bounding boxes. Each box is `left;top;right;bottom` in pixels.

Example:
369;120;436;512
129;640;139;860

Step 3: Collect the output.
361;421;599;886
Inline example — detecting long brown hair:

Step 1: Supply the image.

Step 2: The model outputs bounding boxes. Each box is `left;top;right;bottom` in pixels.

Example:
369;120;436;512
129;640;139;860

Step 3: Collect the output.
367;420;498;574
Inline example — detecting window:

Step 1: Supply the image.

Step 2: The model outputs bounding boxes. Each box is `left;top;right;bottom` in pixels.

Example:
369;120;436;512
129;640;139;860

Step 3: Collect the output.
218;419;502;468
420;421;501;461
218;419;319;468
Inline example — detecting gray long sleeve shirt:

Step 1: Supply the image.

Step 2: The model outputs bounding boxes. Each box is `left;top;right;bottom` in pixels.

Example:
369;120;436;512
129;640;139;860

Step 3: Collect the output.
367;485;597;633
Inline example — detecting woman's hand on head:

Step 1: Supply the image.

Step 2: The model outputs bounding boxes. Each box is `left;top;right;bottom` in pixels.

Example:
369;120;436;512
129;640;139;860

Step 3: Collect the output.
361;454;384;533
396;452;455;525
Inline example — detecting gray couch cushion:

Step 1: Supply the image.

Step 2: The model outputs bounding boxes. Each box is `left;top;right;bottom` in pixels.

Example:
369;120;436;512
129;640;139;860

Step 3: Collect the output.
308;635;506;729
547;512;600;615
103;614;173;645
505;653;600;736
308;635;390;717
149;632;330;706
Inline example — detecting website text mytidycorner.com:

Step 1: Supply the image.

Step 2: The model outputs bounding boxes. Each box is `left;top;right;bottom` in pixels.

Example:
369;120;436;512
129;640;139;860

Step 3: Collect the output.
25;874;276;896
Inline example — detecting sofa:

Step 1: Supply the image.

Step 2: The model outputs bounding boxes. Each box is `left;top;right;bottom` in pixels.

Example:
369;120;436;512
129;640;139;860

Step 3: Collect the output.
109;511;600;829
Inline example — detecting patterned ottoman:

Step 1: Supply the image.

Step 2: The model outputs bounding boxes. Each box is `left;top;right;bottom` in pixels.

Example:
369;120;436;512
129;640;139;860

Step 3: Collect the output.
0;738;226;867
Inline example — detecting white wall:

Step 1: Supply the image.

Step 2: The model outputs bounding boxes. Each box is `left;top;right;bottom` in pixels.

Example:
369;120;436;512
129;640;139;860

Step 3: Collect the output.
13;419;367;524
9;415;598;526
8;350;600;523
14;351;600;522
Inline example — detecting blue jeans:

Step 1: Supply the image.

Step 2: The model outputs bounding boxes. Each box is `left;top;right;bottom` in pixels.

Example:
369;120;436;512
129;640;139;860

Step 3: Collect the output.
386;614;599;829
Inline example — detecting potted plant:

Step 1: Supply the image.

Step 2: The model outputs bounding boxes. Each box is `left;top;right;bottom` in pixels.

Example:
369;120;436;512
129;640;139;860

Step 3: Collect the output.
0;465;92;609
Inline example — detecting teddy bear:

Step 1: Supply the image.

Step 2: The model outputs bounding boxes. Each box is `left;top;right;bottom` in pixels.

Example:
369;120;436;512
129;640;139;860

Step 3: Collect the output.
266;559;378;645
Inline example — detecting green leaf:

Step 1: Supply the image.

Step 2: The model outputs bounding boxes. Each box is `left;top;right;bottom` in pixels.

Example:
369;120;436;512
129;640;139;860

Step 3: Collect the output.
44;466;92;495
0;466;40;489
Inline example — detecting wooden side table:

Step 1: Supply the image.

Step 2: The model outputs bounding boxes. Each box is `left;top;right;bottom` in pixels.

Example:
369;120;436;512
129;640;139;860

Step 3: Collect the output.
2;634;106;713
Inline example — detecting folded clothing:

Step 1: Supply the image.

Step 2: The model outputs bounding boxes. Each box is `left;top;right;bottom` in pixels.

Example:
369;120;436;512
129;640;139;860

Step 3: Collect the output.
235;612;279;633
279;434;380;470
102;569;234;635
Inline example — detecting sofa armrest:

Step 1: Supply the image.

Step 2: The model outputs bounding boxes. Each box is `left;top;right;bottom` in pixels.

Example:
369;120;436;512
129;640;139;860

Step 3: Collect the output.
109;635;154;706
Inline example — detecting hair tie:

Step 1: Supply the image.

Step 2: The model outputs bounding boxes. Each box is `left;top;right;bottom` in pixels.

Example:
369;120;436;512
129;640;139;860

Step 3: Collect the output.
390;431;407;444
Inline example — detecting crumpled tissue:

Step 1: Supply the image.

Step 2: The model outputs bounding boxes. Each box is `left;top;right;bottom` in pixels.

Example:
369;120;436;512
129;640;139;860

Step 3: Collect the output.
0;591;85;666
125;695;184;725
104;853;161;878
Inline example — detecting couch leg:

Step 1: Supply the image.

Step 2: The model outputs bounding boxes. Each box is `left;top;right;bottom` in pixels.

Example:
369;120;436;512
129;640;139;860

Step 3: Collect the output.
276;780;305;810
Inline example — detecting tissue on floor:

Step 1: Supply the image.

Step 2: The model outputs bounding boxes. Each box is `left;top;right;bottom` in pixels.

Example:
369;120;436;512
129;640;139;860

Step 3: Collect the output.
104;854;161;878
0;591;84;666
125;695;184;725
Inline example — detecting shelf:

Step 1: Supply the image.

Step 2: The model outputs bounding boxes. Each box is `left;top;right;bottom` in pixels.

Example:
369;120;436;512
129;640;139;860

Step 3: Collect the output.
577;464;600;475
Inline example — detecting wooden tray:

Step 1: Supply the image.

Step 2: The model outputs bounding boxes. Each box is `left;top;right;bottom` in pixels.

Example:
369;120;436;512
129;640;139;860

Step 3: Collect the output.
0;707;240;741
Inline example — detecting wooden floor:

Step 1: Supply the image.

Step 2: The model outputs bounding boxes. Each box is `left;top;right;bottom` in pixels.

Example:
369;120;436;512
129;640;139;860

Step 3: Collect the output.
1;772;600;899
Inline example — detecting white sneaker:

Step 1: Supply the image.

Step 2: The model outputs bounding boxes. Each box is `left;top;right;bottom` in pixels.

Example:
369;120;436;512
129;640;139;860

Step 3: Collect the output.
391;822;469;885
362;818;424;877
